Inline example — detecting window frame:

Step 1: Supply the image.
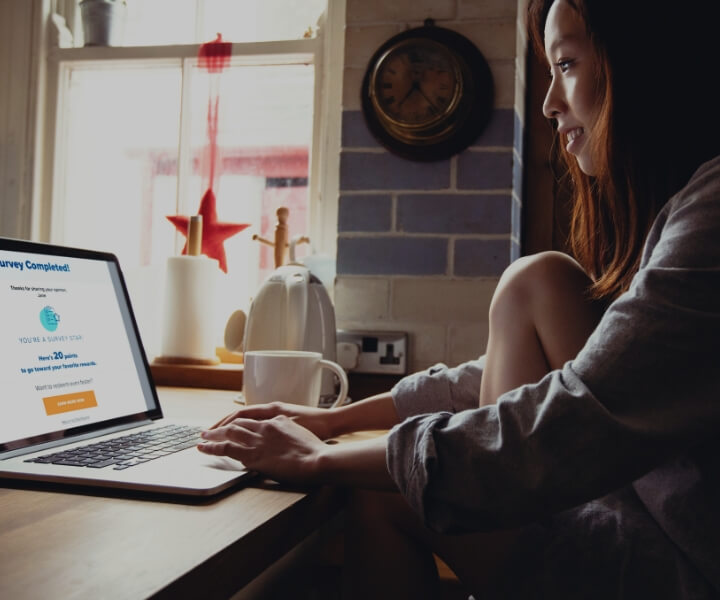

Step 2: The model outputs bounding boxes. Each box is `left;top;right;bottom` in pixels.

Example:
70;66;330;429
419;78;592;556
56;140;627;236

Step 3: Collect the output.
33;1;343;260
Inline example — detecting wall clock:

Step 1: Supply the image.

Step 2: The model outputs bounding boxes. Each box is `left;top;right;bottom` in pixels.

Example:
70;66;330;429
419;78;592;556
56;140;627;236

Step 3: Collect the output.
361;19;494;162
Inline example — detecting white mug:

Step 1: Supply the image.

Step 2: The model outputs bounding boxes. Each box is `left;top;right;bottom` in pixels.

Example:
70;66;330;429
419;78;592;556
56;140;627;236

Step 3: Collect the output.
242;350;348;409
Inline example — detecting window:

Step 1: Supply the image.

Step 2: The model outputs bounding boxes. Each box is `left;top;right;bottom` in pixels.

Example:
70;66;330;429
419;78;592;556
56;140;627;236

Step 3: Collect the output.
42;0;342;357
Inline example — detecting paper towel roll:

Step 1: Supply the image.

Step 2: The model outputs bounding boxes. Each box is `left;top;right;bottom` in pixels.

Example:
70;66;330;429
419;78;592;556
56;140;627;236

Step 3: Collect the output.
158;255;219;363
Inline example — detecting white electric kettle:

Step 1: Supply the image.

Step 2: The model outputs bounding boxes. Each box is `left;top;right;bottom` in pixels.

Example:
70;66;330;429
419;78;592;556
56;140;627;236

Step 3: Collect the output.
242;263;339;402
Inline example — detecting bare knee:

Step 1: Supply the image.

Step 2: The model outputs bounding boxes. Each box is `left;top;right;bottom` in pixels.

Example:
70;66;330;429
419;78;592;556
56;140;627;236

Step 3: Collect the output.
498;251;589;293
489;251;604;371
489;251;592;321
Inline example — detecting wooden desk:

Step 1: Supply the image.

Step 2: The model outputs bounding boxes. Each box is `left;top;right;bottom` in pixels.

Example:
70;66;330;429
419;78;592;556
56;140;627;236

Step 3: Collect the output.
0;388;346;600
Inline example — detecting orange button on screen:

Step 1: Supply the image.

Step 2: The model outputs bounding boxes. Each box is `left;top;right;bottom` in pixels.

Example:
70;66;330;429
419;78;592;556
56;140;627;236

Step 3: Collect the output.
43;390;98;415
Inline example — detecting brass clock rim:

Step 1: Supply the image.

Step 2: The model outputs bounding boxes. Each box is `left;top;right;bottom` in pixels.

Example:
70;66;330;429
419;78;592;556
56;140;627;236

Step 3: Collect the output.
367;37;465;131
360;21;495;161
378;119;460;146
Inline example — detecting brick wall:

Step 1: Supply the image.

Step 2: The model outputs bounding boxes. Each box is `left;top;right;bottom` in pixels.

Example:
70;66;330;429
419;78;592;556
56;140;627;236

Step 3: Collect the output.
336;0;528;372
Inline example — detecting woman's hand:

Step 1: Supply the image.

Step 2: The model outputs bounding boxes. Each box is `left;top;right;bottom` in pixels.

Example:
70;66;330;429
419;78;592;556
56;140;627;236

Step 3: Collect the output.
209;402;336;441
197;393;402;488
199;414;396;490
198;414;327;484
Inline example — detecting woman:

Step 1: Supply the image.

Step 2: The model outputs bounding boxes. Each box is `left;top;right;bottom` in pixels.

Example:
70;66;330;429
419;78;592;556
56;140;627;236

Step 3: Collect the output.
199;0;720;597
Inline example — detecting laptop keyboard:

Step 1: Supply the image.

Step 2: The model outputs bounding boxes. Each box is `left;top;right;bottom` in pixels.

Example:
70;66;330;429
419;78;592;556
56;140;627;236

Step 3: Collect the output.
24;424;203;471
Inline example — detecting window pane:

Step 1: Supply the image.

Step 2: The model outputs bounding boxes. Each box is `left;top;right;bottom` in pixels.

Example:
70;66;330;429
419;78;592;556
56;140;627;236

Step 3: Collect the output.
122;0;197;46
59;65;182;355
61;65;182;267
201;0;327;43
186;62;315;340
57;61;315;356
117;0;327;46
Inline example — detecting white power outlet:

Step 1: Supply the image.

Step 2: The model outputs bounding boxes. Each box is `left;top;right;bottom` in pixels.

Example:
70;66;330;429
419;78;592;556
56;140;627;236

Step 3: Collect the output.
336;330;408;375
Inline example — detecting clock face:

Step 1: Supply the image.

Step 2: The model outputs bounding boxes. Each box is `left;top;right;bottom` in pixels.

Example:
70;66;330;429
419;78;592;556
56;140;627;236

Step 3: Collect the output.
372;40;461;127
361;23;494;161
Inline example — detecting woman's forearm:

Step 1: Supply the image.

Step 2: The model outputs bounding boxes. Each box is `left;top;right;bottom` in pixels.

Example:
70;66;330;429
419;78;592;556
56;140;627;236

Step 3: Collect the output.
327;391;401;438
315;433;397;490
200;414;396;489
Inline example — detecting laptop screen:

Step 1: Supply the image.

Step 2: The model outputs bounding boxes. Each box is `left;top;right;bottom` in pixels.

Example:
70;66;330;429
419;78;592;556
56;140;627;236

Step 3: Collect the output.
0;238;160;452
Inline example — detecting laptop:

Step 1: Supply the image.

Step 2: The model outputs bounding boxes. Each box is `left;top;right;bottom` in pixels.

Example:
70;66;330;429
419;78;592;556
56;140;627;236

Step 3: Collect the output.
0;236;253;496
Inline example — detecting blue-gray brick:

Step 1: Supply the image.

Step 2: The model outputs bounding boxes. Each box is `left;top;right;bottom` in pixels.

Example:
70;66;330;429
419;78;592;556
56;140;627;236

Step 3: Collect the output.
338;195;392;232
457;151;513;190
454;238;512;276
340;152;451;191
337;236;447;275
341;108;515;149
397;194;511;234
474;108;514;147
342;111;380;148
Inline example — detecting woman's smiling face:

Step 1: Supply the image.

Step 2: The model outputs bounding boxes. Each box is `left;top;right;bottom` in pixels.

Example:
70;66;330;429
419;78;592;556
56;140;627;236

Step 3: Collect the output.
542;0;601;176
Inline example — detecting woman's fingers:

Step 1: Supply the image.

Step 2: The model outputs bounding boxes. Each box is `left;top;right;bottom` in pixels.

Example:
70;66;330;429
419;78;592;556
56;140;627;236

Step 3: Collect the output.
198;415;324;483
198;419;266;462
197;437;252;459
204;419;267;446
209;402;290;429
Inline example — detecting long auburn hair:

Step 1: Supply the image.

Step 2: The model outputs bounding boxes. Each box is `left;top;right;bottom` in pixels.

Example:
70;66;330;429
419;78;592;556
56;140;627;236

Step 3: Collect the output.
528;0;720;300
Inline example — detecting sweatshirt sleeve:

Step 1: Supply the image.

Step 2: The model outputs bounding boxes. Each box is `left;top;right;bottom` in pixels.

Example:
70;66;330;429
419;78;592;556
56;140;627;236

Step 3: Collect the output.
386;157;720;534
391;356;485;420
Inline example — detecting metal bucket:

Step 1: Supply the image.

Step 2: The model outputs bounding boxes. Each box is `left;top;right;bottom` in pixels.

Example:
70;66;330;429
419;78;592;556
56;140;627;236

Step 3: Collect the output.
79;0;127;47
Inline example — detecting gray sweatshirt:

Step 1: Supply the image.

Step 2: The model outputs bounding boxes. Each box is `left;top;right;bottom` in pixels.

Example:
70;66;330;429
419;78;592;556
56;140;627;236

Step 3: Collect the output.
387;155;720;591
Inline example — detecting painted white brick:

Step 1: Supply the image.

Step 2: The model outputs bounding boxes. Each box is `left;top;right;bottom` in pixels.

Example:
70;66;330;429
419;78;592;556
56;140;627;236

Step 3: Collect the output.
453;20;517;61
341;14;519;111
335;276;391;321
448;320;489;367
517;0;530;25
515;87;526;122
489;59;516;108
392;278;498;322
516;18;528;70
346;0;457;24
514;82;526;131
344;25;403;69
515;52;527;88
335;318;447;372
336;0;524;372
342;66;365;110
458;0;519;20
408;322;449;371
346;61;515;114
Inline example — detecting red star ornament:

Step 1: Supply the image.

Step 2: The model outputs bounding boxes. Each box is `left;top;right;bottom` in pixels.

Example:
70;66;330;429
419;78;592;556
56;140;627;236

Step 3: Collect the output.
166;188;250;273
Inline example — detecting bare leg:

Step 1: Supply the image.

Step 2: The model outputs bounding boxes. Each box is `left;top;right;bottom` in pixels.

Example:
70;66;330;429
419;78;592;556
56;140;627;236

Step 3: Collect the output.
342;489;520;600
342;490;440;599
480;251;605;406
343;251;604;598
